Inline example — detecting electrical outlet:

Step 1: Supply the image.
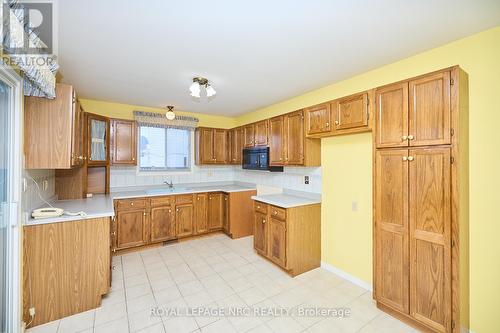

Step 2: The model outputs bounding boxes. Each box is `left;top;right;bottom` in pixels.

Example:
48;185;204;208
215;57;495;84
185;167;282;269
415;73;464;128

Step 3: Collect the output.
42;180;48;191
304;176;310;185
29;307;35;317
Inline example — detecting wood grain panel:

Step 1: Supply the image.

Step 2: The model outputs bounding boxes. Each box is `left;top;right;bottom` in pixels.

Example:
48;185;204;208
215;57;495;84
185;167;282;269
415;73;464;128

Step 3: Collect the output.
253;211;268;256
285;110;305;165
375;149;409;313
409;147;451;333
409;71;451;147
87;166;106;194
304;103;331;135
197;127;215;164
194;193;208;234
255;120;269;146
150;205;176;242
333;92;369;130
116;209;148;249
213;129;228;163
208;193;223;230
227;190;256;239
23;218;110;327
269;116;285;165
176;203;194;238
111;119;137;165
243;124;255;147
268;218;287;268
375;82;409;148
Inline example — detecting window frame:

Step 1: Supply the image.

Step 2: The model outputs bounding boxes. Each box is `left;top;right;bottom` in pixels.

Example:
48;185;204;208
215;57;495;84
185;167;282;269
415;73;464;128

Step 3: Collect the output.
136;125;194;175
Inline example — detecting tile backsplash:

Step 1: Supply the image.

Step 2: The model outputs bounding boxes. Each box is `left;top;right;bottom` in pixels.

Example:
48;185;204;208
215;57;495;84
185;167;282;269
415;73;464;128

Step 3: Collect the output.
111;166;322;193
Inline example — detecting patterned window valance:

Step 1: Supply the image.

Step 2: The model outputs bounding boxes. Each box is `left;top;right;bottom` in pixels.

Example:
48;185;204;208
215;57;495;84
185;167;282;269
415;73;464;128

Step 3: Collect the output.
134;111;199;130
2;0;59;98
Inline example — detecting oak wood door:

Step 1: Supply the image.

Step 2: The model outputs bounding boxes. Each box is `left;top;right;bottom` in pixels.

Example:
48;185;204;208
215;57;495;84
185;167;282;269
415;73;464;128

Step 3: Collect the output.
213;129;228;163
333;93;369;130
375;82;409;148
305;103;331;135
409;147;451;333
176;203;194;238
71;95;83;167
150;205;176;242
116;209;148;249
199;128;215;164
375;149;409;314
269;116;285;165
409;71;451;147
194;193;208;234
285;110;305;165
222;194;229;234
243;124;255;147
253;212;267;255
230;127;243;164
111;119;137;165
208;193;223;230
268;218;287;268
255;120;269;146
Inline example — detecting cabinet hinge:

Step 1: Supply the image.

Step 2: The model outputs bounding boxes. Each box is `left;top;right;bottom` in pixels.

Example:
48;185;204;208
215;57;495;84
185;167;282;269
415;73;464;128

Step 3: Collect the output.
450;156;455;164
450;128;454;136
451;320;456;330
450;79;454;86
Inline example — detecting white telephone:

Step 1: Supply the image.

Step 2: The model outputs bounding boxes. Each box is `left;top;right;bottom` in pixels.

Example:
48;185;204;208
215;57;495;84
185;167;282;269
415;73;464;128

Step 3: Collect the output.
32;207;64;219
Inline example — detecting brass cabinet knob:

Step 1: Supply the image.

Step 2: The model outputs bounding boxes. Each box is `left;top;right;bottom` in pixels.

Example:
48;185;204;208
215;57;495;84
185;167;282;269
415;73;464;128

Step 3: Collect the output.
132;157;135;161
408;135;414;140
402;135;408;141
112;265;116;270
168;209;172;213
262;219;266;224
407;156;414;161
111;231;116;236
402;156;408;161
77;155;84;160
176;209;179;212
112;249;116;253
325;122;330;127
130;202;134;206
274;211;278;215
143;212;146;216
334;120;339;125
257;205;260;209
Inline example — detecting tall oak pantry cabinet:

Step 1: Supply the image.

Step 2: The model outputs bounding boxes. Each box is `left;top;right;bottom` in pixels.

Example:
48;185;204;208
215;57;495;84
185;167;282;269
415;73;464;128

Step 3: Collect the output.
373;66;469;333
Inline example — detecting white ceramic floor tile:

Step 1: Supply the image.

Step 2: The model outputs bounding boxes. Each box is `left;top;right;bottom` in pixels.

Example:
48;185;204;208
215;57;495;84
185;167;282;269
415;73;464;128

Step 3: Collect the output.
162;316;198;333
200;318;236;333
94;301;127;326
128;308;163;332
94;317;129;333
127;293;157;315
126;283;153;300
57;309;95;333
135;322;165;333
26;320;59;333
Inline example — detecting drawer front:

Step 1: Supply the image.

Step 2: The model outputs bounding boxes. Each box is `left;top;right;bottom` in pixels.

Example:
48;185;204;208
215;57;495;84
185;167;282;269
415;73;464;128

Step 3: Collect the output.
150;196;172;207
175;194;194;204
115;198;147;210
270;206;286;221
254;201;268;214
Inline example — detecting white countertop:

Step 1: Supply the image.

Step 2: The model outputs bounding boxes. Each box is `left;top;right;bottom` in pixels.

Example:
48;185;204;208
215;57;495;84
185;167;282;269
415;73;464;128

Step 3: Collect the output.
26;183;256;226
251;193;321;208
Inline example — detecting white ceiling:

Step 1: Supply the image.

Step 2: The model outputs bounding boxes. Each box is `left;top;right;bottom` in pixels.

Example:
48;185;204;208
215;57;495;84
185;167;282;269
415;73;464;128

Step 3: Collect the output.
58;0;500;116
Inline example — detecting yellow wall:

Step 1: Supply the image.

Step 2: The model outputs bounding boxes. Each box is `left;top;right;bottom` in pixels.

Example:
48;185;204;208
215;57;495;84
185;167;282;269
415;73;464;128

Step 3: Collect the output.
235;26;500;333
79;99;237;129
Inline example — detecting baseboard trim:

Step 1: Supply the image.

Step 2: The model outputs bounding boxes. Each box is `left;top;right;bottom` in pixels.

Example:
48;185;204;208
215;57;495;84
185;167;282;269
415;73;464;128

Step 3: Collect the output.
320;261;373;292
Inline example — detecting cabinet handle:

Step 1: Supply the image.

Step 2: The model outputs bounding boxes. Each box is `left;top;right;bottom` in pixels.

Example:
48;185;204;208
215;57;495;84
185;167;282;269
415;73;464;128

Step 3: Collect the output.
402;156;408;161
257;205;260;209
143;212;146;216
407;156;414;161
132;157;135;161
408;135;414;140
168;209;172;213
334;120;339;125
262;219;266;224
111;231;116;236
197;197;200;201
112;265;116;270
176;209;179;212
325;122;329;127
401;135;408;141
274;211;278;215
130;202;134;206
112;249;116;253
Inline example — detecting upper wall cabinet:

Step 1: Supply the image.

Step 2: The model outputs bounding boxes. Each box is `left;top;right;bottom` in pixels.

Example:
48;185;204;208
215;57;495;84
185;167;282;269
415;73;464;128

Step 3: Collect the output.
25;83;85;169
305;103;331;136
228;127;243;165
87;113;110;165
243;123;255;147
195;127;228;165
332;92;369;132
254;120;269;146
375;71;451;148
111;119;137;165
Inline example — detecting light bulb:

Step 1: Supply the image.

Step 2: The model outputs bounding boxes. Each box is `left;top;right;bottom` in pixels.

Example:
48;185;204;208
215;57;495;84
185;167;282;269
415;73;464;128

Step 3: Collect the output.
165;111;175;120
206;84;216;97
189;81;201;98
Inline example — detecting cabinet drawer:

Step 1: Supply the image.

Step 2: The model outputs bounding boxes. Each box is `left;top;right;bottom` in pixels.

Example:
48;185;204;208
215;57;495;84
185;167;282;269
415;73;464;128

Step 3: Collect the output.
270;206;286;221
254;201;268;214
150;196;172;207
176;194;194;204
115;198;147;210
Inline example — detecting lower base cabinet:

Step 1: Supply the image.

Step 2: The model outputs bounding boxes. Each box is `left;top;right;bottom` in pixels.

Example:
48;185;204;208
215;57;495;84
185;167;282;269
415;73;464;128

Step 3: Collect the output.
253;200;321;276
150;205;175;242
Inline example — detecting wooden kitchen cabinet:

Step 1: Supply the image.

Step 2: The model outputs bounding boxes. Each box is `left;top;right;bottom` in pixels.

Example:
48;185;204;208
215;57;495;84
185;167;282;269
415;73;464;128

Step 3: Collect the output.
208;193;223;230
25;83;85;169
228;127;243;164
222;194;229;234
304;103;331;136
375;82;409;148
195;127;227;165
332;92;369;132
194;193;208;234
255;119;269;146
176;202;194;238
150;205;176;242
243;123;255;147
253;201;321;276
111;118;137;165
269;116;285;164
115;208;148;250
87;113;110;165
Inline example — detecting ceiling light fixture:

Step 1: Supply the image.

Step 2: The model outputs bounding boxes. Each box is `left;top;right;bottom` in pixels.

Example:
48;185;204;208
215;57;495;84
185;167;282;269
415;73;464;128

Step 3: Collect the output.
190;77;216;99
165;105;176;120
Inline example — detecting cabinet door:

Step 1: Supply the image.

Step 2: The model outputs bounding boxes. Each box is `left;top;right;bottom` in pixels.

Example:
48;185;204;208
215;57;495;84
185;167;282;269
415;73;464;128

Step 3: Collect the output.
409;147;451;332
111;119;137;165
375;82;409;148
269;116;285;165
116;209;148;249
199;128;215;164
71;94;82;167
409;71;451;147
176;203;194;238
253;212;267;255
222;194;229;234
285;110;305;165
305;103;331;135
208;193;223;230
243;124;255;147
87;113;110;165
194;193;208;234
150;205;176;242
268;218;287;268
229;127;243;164
375;149;410;314
213;129;228;163
255;120;268;146
333;93;368;130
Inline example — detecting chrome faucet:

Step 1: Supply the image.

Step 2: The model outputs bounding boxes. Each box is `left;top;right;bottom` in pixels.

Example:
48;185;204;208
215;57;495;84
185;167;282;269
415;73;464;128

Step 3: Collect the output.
164;180;174;189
